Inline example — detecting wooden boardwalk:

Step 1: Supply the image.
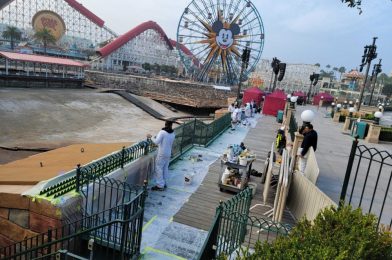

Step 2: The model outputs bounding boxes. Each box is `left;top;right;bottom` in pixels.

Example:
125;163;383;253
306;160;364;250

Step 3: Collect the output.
173;116;296;231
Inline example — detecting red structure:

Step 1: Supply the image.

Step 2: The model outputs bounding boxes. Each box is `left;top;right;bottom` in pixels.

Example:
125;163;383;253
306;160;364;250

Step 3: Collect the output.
262;90;286;116
242;87;264;106
293;91;307;104
98;21;173;57
313;92;334;105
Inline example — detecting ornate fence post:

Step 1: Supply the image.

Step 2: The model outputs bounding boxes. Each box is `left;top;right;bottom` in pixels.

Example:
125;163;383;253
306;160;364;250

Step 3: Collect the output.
121;146;126;168
339;136;359;208
76;164;81;192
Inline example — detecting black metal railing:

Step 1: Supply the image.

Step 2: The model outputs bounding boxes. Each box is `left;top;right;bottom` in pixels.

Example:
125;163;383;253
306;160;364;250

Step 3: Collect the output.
39;113;231;199
340;137;392;227
380;127;392;142
198;188;291;259
0;183;147;260
288;113;298;141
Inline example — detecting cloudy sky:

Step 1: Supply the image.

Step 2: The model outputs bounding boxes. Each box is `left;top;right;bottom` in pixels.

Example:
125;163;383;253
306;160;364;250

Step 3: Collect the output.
79;0;392;74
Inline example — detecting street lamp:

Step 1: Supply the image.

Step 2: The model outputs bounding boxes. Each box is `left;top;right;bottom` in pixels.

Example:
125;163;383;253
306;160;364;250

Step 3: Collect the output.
349;101;353;107
337;103;342;112
349;107;356;117
374;111;383;125
300;109;315;134
290;96;298;109
307;73;319;104
358;37;378;111
344;100;348;109
378;105;383;112
369;59;382;106
237;47;251;101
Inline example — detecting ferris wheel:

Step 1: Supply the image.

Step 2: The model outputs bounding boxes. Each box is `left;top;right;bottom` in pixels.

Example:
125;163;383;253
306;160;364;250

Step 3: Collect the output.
177;0;264;84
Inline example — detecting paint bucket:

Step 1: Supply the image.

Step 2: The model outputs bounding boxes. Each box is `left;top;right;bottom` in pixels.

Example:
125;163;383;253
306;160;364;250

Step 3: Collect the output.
239;157;247;166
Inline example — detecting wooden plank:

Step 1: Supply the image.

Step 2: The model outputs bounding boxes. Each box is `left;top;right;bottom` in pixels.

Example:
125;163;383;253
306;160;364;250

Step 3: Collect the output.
173;116;297;233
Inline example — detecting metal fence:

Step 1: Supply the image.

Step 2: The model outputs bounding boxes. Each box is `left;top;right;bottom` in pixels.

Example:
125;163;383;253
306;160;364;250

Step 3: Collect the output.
0;181;147;260
39;113;231;199
340;137;392;228
198;188;291;259
40;140;153;198
380;127;392;142
288;113;298;142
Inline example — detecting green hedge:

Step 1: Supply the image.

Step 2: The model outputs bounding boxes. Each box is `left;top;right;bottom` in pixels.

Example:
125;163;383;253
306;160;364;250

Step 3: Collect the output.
380;127;392;142
233;206;392;259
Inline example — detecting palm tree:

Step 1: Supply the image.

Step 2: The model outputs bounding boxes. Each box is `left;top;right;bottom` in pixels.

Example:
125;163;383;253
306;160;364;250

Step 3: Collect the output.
34;28;56;54
333;67;339;80
2;26;21;50
338;66;346;80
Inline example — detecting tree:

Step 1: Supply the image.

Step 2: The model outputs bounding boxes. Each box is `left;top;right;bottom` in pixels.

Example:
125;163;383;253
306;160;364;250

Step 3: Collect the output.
338;66;346;80
2;26;21;50
382;84;392;97
239;205;392;259
314;63;320;67
326;64;331;70
34;28;56;54
142;62;151;71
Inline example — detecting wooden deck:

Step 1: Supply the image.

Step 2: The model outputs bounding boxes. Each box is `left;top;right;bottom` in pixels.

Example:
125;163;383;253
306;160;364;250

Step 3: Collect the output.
173;116;296;231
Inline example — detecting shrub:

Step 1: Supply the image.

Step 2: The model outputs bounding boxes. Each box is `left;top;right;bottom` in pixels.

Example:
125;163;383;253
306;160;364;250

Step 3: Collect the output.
364;113;376;120
241;206;392;259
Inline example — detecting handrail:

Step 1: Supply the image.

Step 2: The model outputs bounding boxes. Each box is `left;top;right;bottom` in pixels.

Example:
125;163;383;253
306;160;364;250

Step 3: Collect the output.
39;113;231;198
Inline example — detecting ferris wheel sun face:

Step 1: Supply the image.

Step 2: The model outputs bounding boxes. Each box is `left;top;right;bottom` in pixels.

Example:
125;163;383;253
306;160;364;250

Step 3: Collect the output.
177;0;264;84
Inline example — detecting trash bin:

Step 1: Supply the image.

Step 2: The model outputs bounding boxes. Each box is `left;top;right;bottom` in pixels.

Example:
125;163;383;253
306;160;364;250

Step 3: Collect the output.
352;121;368;139
277;110;284;123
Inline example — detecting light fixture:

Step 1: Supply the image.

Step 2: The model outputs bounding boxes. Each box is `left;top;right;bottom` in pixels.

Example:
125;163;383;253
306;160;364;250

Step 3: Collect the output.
349;107;355;117
301;110;315;124
349;101;353;105
374;111;383;125
337;103;342;112
331;102;336;106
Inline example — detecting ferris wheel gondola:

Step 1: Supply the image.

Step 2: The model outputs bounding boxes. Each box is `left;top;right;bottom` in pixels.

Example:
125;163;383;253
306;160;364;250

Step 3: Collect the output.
177;0;264;84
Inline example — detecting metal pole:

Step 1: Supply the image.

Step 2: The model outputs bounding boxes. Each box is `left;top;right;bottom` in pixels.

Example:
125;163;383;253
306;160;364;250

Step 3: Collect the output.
307;81;312;104
369;59;382;106
269;70;274;91
272;73;278;92
339;136;359;208
357;37;377;111
237;62;245;101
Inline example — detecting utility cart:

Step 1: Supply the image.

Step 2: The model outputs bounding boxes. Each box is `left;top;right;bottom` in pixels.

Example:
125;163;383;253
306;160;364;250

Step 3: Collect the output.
219;158;255;193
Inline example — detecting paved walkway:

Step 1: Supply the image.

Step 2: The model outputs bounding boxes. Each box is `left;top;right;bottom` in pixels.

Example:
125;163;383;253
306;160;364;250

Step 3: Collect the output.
140;115;295;259
295;106;392;209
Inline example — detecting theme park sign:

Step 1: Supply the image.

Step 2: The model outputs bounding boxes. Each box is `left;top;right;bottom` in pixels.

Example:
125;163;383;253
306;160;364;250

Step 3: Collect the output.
32;10;66;41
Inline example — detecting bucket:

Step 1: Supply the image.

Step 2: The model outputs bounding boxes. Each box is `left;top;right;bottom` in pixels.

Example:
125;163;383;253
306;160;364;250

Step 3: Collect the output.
248;182;257;196
239;157;247;166
184;173;193;185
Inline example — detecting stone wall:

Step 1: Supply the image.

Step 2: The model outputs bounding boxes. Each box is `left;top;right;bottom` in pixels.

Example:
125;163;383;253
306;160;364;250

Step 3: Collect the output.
0;192;82;249
85;71;237;108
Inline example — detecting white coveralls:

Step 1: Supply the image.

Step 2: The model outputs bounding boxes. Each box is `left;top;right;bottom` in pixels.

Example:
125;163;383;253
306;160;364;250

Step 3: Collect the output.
152;129;175;188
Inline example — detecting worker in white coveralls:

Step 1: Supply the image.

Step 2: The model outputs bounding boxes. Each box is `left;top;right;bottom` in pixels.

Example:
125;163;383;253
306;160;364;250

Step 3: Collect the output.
147;120;176;191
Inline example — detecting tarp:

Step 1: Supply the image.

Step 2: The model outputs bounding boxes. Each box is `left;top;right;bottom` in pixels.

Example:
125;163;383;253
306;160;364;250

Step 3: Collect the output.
293;91;307;103
262;90;286;116
313;92;334;105
242;87;263;106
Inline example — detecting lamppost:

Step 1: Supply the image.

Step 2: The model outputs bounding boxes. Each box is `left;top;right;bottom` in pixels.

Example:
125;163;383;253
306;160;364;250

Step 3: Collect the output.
300;110;315;131
357;37;378;111
349;107;356;117
343;100;348;109
237;47;251;101
337;103;342;112
307;73;319;104
349;100;353;108
269;57;280;92
290;96;298;109
369;59;382;106
374;111;383;125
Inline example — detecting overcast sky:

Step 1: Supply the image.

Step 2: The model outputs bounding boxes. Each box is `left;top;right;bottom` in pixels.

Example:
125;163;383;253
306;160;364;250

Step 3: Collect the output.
79;0;392;74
